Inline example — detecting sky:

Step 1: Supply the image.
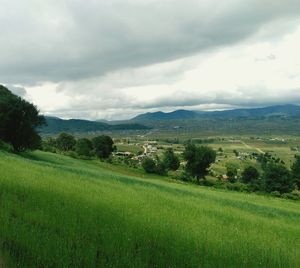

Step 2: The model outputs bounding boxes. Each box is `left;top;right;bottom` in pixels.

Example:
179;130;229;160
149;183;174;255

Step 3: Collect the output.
1;0;300;120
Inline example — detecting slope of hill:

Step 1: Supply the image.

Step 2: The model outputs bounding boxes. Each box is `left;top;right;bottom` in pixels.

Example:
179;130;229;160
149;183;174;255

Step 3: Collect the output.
132;109;199;120
132;104;300;121
206;104;300;118
0;150;299;267
40;116;149;134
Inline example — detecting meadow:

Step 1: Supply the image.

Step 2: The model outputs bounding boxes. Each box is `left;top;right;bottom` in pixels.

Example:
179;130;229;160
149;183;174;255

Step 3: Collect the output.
0;150;299;267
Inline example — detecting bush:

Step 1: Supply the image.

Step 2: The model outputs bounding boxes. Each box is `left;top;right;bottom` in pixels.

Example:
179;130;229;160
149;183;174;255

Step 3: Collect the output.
270;191;281;197
0;139;14;152
142;158;157;173
178;171;192;182
281;191;300;200
226;182;248;192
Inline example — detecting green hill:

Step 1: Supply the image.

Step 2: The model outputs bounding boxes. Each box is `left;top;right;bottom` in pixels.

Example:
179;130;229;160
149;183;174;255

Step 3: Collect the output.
0;150;299;267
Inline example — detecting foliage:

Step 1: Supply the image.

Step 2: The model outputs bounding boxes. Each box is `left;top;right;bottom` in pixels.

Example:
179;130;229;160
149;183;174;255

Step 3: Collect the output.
263;163;294;193
92;135;114;159
142;158;157;173
75;138;93;157
241;166;260;184
0;85;45;151
0;139;14;152
226;166;237;183
183;144;216;183
155;158;167;176
162;148;180;171
56;132;76;151
291;155;300;188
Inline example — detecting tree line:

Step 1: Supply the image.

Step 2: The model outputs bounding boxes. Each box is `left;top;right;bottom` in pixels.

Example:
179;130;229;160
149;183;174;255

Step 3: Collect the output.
43;133;115;159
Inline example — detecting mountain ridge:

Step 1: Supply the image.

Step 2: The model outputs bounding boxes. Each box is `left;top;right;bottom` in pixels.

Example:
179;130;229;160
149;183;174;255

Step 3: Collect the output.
131;104;300;121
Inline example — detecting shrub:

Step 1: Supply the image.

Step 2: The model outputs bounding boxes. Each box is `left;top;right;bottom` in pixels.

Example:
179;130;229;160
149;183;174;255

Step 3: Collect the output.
281;191;300;200
142;158;156;173
226;182;248;192
0;139;14;152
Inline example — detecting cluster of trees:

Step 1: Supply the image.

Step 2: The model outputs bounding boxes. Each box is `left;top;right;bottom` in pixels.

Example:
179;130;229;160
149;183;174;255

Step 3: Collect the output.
0;85;45;152
142;145;216;181
232;155;299;195
43;133;115;159
142;148;180;175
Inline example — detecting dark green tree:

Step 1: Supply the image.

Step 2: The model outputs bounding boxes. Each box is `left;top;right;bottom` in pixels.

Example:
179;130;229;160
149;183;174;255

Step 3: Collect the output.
142;158;156;173
226;166;237;183
263;163;294;193
163;148;180;171
92;135;114;159
241;166;260;184
75;138;93;157
56;133;76;151
183;144;216;183
0;85;45;152
155;157;167;175
291;155;300;189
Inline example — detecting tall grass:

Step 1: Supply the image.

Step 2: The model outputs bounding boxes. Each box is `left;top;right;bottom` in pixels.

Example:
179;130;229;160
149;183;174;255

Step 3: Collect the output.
0;150;299;267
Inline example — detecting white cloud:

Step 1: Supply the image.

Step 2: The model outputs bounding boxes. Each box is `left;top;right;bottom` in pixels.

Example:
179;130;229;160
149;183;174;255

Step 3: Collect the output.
1;0;300;119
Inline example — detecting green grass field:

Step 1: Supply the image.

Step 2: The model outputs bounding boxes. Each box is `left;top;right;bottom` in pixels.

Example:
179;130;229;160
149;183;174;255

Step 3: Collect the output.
0;150;299;267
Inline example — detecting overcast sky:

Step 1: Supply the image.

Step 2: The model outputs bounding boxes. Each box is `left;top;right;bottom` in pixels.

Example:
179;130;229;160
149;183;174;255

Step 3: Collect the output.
1;0;300;120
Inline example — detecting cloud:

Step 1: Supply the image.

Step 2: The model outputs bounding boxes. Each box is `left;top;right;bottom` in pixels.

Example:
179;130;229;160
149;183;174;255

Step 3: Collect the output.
2;1;300;119
1;0;300;84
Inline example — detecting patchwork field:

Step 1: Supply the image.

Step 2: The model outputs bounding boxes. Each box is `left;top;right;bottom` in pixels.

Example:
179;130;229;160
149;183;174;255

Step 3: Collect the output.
0;150;299;267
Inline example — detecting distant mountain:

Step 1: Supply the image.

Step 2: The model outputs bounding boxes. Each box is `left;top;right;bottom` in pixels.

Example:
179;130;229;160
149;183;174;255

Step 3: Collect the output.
206;104;300;118
132;109;199;121
40;117;149;134
132;104;300;121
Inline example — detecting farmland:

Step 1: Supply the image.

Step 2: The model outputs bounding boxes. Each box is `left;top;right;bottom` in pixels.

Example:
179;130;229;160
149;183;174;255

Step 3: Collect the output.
0;149;299;267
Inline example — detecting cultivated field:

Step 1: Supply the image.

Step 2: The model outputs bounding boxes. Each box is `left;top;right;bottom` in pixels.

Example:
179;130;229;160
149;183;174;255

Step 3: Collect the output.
0;150;299;267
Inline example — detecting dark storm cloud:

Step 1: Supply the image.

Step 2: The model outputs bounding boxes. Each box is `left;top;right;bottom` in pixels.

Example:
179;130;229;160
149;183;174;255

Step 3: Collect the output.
1;0;300;84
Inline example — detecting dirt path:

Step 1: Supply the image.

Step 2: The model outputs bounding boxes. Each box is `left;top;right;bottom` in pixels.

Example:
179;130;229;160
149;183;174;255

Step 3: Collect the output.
240;141;265;154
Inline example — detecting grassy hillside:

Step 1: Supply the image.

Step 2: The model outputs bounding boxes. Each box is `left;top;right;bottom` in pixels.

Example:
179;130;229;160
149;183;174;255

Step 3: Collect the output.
0;150;299;267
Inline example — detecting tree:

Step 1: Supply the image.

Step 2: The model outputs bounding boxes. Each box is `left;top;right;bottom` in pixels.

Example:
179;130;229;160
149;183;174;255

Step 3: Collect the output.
163;148;180;171
241;166;260;184
263;163;294;193
183;144;216;183
142;158;156;173
226;166;237;183
291;155;300;189
155;157;167;175
75;138;93;157
56;133;76;151
92;135;114;159
0;85;45;152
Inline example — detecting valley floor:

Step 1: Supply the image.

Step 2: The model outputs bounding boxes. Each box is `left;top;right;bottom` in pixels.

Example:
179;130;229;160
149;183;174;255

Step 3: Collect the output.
0;150;299;267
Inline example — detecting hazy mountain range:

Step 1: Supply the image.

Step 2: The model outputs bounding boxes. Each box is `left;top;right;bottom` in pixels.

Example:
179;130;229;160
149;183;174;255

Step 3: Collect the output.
40;104;300;134
132;104;300;121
